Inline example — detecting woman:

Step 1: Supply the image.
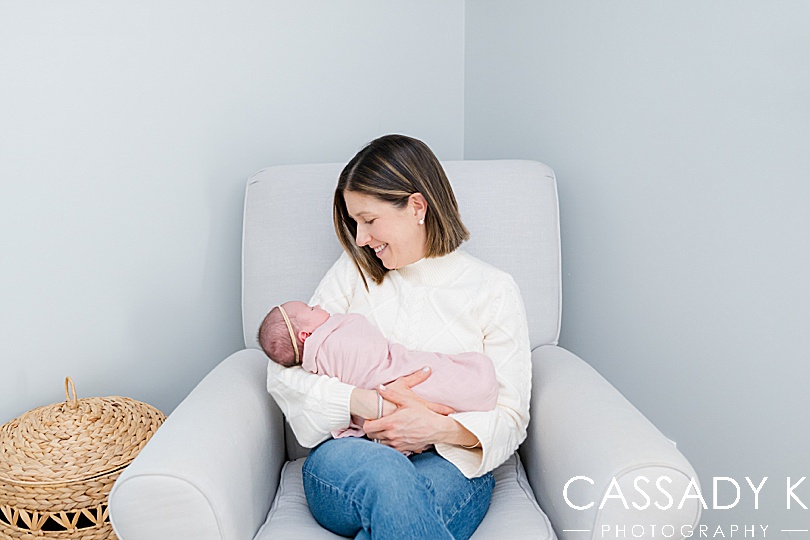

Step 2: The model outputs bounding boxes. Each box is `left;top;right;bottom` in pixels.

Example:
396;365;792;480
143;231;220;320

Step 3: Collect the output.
266;134;531;539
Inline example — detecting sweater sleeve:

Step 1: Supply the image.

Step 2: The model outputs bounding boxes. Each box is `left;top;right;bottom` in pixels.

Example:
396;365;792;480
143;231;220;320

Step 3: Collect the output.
265;253;358;448
434;275;532;478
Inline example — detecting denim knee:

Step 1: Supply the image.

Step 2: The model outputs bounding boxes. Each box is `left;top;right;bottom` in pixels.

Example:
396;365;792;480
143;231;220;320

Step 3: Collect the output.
304;438;433;506
302;439;452;539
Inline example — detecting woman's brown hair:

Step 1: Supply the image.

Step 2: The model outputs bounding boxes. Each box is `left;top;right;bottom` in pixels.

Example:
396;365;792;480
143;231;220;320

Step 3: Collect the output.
333;134;470;288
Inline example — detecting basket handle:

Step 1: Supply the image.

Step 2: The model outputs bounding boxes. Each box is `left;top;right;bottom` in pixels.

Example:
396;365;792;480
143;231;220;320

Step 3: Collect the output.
64;377;78;406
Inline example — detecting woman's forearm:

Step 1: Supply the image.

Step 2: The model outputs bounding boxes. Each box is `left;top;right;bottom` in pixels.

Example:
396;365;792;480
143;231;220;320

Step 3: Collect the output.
351;387;398;420
350;388;378;420
438;415;480;448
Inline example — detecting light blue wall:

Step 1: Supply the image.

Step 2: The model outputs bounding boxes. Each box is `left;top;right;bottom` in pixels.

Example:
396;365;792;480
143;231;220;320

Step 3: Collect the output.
0;1;464;421
465;1;810;529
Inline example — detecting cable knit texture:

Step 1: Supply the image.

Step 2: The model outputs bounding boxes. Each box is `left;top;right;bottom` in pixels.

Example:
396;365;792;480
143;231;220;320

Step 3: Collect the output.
266;249;532;478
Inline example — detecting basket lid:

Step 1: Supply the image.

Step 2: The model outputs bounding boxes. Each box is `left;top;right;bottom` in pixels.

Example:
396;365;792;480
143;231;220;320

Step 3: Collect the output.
0;378;165;485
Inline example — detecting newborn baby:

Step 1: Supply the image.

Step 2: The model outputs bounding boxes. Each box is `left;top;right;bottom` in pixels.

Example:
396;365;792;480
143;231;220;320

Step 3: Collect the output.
259;301;498;438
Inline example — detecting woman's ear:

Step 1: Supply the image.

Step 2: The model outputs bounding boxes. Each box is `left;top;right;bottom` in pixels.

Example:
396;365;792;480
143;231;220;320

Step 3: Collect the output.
409;192;428;220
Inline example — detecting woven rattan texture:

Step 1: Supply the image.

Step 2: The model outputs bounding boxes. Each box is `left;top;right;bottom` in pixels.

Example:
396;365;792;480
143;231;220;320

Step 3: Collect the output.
0;379;165;538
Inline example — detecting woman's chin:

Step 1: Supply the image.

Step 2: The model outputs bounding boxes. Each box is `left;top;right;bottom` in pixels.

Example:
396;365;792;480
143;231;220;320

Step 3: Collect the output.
377;249;395;269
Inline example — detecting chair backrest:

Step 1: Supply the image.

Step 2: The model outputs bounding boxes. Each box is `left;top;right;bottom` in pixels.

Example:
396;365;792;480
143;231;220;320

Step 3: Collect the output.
242;160;561;459
243;160;561;351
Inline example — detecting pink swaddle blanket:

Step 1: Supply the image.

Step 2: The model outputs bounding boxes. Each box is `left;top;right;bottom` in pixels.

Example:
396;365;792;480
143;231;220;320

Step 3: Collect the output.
301;313;498;438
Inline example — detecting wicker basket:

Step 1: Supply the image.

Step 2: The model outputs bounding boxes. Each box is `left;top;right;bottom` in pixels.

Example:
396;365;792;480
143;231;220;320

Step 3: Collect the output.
0;378;165;539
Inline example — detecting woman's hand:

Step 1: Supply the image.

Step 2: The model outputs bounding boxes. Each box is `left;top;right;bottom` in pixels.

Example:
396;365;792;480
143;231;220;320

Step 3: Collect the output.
349;370;438;420
381;367;456;415
362;367;458;453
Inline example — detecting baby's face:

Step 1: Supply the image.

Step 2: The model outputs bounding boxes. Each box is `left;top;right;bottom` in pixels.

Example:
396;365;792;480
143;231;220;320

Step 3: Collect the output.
283;301;330;334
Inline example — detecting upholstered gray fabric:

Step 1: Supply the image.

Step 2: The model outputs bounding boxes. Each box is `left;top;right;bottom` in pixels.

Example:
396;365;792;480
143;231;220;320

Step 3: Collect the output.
523;345;702;534
110;160;701;540
110;349;286;540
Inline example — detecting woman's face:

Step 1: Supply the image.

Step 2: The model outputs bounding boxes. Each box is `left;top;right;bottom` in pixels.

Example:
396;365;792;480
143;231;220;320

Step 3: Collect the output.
343;190;427;270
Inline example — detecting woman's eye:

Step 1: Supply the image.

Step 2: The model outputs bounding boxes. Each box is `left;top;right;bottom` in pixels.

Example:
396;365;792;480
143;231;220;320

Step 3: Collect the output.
365;219;375;225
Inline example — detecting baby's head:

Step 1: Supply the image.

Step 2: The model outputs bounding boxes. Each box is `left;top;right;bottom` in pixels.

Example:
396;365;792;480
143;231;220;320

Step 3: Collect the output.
258;301;330;367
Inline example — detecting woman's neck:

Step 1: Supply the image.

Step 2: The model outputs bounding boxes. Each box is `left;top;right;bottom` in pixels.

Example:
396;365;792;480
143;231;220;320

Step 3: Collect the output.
394;249;466;286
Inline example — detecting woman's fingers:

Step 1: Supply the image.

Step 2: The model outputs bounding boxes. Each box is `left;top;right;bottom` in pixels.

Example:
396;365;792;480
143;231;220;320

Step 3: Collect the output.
382;368;456;416
365;369;457;452
422;400;455;416
363;413;421;452
362;416;395;445
362;416;385;437
377;383;408;407
363;389;454;453
395;366;433;389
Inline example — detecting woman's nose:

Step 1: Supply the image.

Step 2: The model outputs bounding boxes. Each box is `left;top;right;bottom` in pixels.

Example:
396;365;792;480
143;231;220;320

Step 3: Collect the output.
355;225;370;246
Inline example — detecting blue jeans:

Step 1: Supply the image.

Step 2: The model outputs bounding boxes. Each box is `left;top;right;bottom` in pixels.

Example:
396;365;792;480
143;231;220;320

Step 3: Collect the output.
303;438;494;540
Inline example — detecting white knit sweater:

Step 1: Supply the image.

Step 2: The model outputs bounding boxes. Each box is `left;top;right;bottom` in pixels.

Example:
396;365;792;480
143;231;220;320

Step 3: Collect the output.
266;249;531;478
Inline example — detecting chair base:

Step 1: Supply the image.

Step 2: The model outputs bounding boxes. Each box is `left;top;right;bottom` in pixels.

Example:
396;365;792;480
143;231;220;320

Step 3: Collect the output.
255;453;557;539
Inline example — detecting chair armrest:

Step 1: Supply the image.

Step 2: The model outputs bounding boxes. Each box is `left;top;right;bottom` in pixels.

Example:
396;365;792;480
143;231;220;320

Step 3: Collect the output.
520;345;702;539
109;349;286;540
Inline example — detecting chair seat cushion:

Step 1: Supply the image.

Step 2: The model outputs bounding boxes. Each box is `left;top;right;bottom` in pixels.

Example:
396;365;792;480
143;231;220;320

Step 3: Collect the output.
254;452;556;539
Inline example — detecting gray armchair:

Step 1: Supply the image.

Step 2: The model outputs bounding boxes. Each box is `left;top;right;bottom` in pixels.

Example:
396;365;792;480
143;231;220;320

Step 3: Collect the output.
109;161;701;539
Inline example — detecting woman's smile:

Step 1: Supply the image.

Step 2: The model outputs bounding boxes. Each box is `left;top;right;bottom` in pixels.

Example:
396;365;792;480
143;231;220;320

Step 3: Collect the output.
343;190;427;270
